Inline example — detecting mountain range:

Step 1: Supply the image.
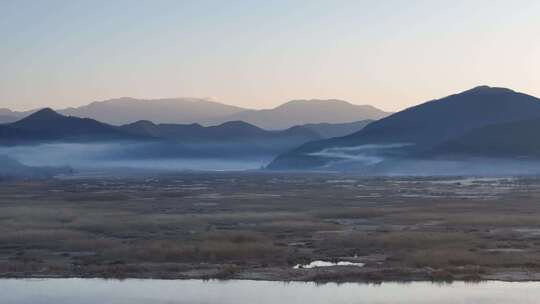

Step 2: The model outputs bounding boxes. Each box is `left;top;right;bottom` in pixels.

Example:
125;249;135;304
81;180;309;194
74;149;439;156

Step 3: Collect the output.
0;109;370;167
115;120;323;159
0;98;389;130
6;85;540;175
268;86;540;171
205;100;387;129
0;108;371;145
0;100;375;145
0;108;141;145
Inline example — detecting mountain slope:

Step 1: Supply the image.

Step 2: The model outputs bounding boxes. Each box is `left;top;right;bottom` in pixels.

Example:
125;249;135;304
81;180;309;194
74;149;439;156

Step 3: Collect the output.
206;99;389;130
0;124;37;145
268;86;540;170
7;108;140;142
60;97;245;125
1;108;320;154
431;118;540;158
300;120;374;139
115;120;322;160
119;120;321;144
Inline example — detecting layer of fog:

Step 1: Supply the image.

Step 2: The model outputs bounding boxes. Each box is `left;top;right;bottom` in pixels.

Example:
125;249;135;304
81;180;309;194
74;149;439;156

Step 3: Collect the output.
308;143;412;166
7;141;540;176
307;143;540;176
0;142;270;173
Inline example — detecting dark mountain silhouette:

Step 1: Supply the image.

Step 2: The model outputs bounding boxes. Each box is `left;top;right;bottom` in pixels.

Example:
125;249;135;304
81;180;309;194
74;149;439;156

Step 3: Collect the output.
0;109;324;170
0;124;36;144
0;108;321;152
268;86;540;170
118;120;164;138
110;120;322;160
207;99;389;130
8;108;138;142
120;120;320;141
196;121;269;140
13;107;71;127
0;108;323;165
300;120;374;139
431;117;540;158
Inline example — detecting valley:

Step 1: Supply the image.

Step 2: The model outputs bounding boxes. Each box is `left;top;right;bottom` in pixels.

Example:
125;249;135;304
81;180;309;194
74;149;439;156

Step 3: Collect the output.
3;2;539;302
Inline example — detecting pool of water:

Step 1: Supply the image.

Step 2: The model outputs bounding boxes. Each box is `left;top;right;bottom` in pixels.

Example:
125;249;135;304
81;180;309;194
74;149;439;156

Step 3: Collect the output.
0;279;538;304
293;260;365;269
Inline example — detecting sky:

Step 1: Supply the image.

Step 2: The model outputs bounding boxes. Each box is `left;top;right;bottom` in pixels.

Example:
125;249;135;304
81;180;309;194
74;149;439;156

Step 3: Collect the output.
1;0;539;112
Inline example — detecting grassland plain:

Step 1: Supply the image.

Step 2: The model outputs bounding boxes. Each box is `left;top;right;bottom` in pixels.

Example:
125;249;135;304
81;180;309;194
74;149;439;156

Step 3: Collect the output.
2;173;540;282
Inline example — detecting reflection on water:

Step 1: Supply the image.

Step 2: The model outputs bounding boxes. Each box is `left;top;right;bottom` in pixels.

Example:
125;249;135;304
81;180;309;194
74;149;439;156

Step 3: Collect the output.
293;260;365;269
0;279;538;304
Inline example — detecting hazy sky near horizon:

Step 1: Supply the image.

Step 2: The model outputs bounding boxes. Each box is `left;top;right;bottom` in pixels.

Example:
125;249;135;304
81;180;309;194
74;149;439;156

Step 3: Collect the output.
1;0;539;112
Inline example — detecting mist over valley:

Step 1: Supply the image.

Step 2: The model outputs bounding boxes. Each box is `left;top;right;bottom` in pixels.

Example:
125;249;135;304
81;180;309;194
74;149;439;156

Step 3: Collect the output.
0;101;377;175
4;87;540;176
268;86;540;175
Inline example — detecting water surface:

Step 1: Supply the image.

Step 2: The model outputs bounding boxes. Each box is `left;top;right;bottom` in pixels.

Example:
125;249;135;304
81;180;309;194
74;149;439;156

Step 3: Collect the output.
293;260;365;269
0;279;537;304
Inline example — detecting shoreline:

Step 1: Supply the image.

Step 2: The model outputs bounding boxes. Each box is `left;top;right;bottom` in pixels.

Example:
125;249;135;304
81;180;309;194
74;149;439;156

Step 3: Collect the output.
2;266;540;283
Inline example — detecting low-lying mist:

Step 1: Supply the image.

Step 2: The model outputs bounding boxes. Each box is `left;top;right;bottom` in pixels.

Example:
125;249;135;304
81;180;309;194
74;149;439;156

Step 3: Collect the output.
305;143;540;176
5;141;540;176
0;142;270;173
308;143;412;167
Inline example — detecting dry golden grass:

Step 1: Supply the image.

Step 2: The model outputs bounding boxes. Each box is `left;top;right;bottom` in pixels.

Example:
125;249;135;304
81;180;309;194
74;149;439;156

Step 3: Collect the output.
2;173;540;280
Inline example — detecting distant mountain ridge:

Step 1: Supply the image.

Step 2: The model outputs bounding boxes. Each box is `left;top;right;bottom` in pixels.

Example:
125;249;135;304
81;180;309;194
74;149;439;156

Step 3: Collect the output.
268;86;540;170
206;99;388;130
0;109;326;162
0;97;389;129
115;120;323;159
60;97;245;125
0;97;244;126
119;119;320;143
0;108;325;145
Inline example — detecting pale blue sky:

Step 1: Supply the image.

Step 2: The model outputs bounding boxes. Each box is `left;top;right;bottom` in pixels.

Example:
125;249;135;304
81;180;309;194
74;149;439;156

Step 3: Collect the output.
1;0;539;111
